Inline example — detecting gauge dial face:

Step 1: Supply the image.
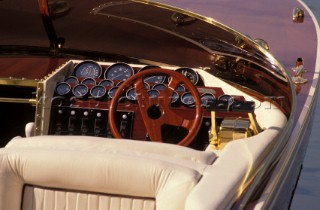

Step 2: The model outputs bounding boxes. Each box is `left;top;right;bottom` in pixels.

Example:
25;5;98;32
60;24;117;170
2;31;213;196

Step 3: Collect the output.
81;78;96;85
218;94;234;105
55;82;71;96
105;63;134;81
175;67;199;85
175;84;185;92
126;88;137;101
170;91;179;103
140;65;166;84
148;89;160;98
73;84;89;97
99;79;114;87
181;92;195;105
201;93;215;107
153;83;167;91
64;76;79;85
90;85;106;98
108;87;119;98
74;61;102;78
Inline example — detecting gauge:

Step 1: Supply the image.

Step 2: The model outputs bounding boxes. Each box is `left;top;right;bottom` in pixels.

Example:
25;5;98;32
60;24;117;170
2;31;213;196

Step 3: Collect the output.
104;63;134;81
55;82;71;96
108;86;119;98
90;85;106;99
73;61;102;78
175;67;199;85
201;93;215;107
153;83;167;91
170;91;179;103
99;79;114;87
72;84;89;98
64;76;79;85
126;88;137;101
181;92;195;106
175;84;185;92
218;94;234;105
81;78;96;85
139;65;166;84
148;89;160;98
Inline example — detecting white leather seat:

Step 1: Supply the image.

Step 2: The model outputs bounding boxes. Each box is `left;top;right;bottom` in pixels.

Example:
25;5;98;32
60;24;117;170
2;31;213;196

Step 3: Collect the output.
0;144;201;210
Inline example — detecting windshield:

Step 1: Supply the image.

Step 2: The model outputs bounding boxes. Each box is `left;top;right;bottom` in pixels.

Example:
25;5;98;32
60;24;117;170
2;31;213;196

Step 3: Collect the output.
0;0;293;116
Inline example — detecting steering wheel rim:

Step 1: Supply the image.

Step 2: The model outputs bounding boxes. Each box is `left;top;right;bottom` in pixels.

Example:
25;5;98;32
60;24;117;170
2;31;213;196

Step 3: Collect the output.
108;68;203;146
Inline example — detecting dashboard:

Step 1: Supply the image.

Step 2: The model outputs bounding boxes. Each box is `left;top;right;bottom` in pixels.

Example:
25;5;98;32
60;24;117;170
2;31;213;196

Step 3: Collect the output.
48;60;255;150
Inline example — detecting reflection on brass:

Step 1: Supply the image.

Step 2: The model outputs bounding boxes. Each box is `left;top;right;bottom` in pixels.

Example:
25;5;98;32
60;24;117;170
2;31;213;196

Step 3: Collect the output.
254;38;270;51
0;97;36;105
209;111;219;148
34;82;44;136
171;12;197;26
292;7;304;23
0;78;38;87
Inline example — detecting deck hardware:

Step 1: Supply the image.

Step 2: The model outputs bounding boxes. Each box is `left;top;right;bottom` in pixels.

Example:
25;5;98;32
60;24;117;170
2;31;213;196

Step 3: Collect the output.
292;7;304;23
254;38;270;51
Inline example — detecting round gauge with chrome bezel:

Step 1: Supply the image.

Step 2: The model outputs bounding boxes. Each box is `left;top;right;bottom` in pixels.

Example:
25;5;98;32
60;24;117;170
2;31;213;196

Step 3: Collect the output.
201;93;215;107
104;63;134;81
90;85;107;99
170;91;179;103
139;65;166;84
126;87;137;101
181;92;195;106
81;78;96;85
55;82;71;96
73;61;102;78
175;67;199;85
64;76;79;85
108;86;119;99
99;79;114;87
147;89;160;98
218;94;234;105
153;83;167;91
175;84;185;92
72;84;89;98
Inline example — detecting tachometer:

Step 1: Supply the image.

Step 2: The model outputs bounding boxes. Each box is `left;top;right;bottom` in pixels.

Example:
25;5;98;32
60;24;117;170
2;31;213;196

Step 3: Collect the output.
104;63;134;81
73;61;102;78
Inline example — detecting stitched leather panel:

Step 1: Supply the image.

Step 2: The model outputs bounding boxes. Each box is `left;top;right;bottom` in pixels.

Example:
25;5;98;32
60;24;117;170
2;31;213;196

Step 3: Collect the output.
22;186;155;210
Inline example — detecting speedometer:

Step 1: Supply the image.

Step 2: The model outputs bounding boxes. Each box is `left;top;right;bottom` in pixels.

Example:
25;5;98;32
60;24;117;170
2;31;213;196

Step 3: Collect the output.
104;63;134;81
139;65;166;84
73;61;102;78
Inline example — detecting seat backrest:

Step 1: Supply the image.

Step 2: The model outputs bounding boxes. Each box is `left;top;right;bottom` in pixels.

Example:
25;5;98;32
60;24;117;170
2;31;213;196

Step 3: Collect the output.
0;147;201;210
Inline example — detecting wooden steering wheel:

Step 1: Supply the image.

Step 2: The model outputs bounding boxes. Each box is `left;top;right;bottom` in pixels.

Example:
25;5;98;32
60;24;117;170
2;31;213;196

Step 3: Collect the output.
108;68;203;146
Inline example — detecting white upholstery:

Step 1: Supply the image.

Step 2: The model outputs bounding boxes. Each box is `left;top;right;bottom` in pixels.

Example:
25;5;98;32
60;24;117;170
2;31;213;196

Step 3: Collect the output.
0;147;201;210
22;185;155;210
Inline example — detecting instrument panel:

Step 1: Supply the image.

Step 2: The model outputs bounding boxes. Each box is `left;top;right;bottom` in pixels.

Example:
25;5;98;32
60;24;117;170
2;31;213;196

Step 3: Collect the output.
49;61;254;150
55;61;210;106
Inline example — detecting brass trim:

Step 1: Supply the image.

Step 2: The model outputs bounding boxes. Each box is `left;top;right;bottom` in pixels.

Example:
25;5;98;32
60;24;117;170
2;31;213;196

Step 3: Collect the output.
0;97;36;105
0;78;39;87
34;81;44;136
